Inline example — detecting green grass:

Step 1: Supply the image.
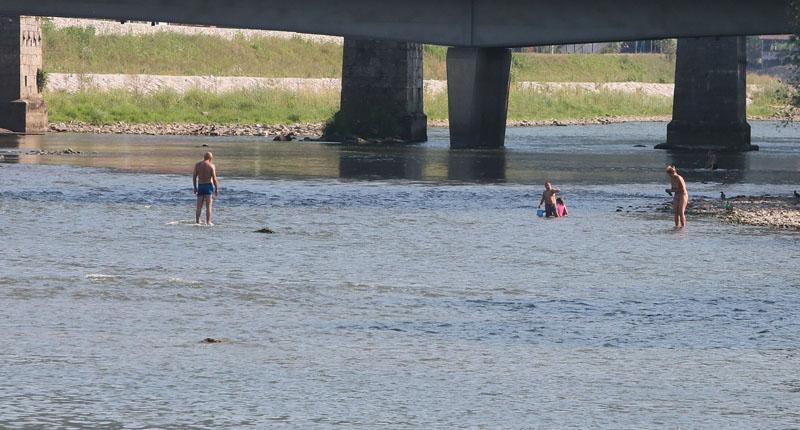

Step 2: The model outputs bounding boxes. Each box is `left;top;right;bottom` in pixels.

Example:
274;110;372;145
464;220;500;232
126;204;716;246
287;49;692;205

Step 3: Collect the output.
43;24;679;82
748;78;794;118
424;88;674;121
508;53;676;83
45;88;341;124
45;85;789;125
43;25;344;78
41;24;790;125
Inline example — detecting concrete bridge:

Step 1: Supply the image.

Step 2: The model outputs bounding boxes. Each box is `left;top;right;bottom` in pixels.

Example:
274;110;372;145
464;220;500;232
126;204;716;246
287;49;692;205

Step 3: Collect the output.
0;0;795;150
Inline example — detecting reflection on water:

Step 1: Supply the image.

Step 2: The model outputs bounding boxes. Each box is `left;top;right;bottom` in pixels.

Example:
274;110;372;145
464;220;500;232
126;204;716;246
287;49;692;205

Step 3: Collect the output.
0;135;23;163
665;150;749;183
447;149;507;182
2;122;799;186
339;146;423;180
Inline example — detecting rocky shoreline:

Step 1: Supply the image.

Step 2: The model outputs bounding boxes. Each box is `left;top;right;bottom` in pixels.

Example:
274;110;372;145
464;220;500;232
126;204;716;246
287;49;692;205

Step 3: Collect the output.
430;115;673;128
48;121;326;139
46;116;675;139
37;115;794;142
653;195;800;231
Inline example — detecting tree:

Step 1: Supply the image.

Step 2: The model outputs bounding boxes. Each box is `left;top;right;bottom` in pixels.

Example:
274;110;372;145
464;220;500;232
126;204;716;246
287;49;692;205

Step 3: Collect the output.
600;42;621;54
746;36;763;70
781;1;800;116
660;39;677;61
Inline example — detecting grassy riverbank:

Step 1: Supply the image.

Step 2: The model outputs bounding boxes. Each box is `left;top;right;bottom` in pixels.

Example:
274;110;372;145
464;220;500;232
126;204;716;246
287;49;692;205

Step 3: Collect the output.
45;82;789;125
43;24;678;82
41;23;792;126
46;88;341;124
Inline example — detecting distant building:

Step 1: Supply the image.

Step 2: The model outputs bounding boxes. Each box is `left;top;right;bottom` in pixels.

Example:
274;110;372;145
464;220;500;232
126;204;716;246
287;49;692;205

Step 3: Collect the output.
516;39;673;54
751;35;794;68
619;40;668;54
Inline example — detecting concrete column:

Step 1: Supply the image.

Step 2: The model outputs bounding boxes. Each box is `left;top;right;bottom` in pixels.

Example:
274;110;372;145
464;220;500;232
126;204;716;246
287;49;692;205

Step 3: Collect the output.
0;16;47;134
446;47;511;149
327;38;426;142
657;36;754;152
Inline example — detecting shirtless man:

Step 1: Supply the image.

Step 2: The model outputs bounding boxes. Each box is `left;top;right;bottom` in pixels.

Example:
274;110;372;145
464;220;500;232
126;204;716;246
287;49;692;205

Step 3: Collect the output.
538;181;561;218
193;152;220;225
665;165;687;228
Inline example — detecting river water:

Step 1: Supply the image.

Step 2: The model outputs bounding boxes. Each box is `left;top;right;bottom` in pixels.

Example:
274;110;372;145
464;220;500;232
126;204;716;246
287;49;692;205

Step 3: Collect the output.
1;122;799;429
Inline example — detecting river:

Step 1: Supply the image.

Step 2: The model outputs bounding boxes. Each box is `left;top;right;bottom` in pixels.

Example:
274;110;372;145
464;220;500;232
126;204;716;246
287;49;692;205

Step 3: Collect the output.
1;122;799;428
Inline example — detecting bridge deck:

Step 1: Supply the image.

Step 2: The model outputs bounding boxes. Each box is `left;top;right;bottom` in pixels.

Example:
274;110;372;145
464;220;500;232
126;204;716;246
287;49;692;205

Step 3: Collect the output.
0;0;793;47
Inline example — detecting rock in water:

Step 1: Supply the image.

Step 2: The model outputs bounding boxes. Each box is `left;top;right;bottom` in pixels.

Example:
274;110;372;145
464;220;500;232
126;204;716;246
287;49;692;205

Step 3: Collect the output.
255;227;275;234
201;338;222;344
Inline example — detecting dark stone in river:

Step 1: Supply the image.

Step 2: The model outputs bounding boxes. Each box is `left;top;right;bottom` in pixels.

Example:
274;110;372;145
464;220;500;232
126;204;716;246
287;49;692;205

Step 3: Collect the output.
255;228;275;234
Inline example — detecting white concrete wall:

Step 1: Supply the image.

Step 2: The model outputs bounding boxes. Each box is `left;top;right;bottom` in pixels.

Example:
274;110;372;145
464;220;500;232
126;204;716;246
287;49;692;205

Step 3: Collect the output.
48;17;342;44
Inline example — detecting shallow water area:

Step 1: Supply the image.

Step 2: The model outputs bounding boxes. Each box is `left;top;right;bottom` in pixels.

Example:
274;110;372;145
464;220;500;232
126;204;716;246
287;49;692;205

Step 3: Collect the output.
1;122;799;428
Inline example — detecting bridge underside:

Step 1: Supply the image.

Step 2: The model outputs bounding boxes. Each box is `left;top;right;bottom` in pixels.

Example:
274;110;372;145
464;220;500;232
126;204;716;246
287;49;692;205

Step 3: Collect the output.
1;1;790;150
0;0;792;47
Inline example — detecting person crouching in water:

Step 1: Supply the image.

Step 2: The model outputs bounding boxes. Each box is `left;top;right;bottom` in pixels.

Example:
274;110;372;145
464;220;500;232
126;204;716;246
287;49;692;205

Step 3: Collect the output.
665;165;687;228
556;197;569;217
538;181;561;217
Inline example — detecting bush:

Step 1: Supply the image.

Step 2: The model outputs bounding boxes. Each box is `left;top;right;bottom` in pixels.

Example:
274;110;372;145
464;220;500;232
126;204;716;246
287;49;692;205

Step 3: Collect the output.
36;69;48;93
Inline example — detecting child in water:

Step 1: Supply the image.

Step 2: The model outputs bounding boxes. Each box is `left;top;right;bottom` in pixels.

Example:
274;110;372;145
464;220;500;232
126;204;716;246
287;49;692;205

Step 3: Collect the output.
556;197;569;217
538;181;561;217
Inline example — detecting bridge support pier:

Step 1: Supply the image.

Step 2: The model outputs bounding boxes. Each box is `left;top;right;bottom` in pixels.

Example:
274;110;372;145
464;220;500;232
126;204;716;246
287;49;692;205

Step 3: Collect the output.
657;36;754;152
0;16;47;134
446;47;512;149
327;38;426;142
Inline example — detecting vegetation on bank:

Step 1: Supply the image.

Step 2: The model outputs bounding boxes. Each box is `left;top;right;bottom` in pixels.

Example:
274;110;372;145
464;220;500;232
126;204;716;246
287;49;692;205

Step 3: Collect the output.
45;85;788;126
45;88;341;124
42;24;344;78
423;45;678;83
426;89;674;121
44;24;679;82
747;79;795;118
41;23;792;125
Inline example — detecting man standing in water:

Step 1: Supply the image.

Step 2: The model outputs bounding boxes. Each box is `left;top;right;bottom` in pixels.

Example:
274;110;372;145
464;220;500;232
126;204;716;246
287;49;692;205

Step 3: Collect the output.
538;181;561;218
193;152;219;225
665;165;687;228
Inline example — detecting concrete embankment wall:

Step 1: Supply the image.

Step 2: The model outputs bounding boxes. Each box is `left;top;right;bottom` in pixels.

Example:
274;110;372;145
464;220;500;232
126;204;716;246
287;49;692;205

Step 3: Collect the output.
48;74;764;104
49;17;343;44
46;73;689;97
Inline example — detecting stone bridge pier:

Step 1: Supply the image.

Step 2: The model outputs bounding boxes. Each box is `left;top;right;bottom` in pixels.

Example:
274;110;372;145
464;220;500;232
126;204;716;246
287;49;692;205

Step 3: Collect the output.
332;40;513;149
0;15;47;134
329;38;427;143
657;36;754;152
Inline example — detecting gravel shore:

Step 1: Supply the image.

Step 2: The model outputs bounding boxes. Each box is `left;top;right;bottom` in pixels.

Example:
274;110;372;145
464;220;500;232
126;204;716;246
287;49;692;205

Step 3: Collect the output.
47;116;674;138
48;121;326;138
654;196;800;231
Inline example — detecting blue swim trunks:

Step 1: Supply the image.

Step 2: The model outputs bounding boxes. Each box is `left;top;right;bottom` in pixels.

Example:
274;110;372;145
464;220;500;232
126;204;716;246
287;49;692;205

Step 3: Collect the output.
197;183;215;195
